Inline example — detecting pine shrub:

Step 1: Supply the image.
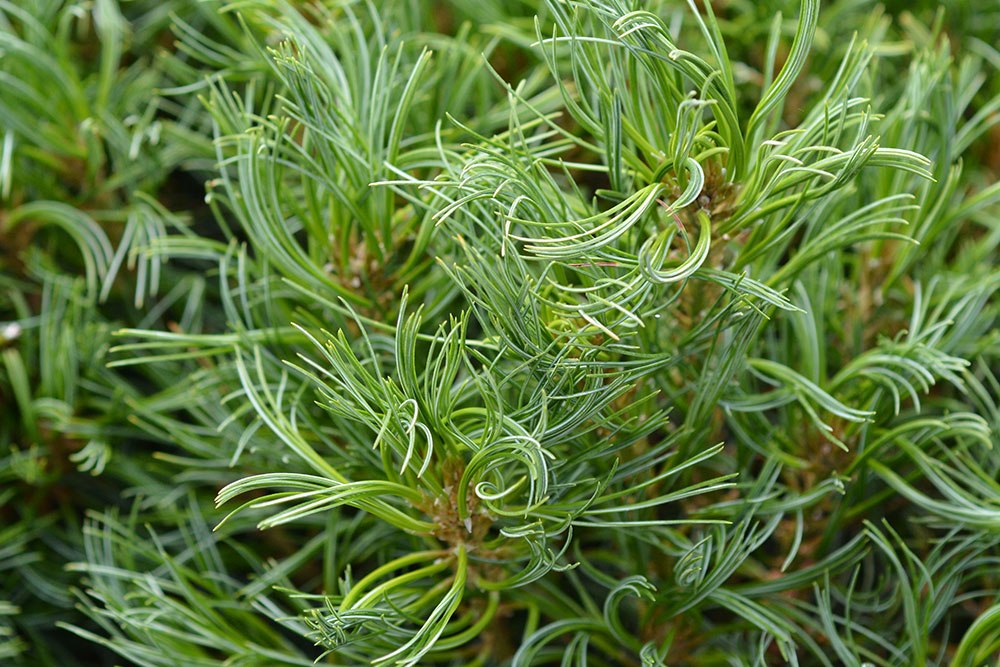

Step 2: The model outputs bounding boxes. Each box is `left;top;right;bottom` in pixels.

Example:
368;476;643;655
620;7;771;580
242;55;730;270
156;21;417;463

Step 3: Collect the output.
1;1;999;665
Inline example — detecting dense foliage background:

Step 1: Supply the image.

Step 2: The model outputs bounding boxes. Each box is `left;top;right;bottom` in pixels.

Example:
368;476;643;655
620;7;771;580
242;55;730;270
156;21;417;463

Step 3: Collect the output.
1;0;999;664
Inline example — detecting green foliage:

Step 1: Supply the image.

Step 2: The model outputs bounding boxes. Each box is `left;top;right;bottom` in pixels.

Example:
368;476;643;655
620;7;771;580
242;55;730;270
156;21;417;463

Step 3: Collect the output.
2;0;999;665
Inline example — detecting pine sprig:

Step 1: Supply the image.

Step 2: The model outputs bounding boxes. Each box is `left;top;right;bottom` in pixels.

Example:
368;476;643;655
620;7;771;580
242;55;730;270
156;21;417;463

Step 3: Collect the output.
2;0;999;665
